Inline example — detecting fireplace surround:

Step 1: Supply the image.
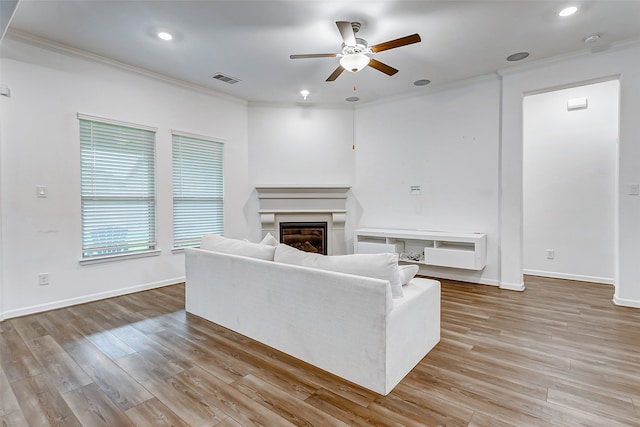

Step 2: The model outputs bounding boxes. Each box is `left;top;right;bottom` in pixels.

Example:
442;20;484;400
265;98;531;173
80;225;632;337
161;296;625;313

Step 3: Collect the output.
256;186;350;255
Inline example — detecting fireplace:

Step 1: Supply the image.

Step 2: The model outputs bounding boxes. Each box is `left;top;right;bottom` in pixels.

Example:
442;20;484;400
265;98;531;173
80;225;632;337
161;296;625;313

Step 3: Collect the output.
280;222;327;255
256;186;350;255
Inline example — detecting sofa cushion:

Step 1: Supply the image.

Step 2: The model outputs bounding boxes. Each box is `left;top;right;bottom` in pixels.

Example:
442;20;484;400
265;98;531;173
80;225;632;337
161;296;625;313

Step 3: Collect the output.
274;243;403;298
259;232;279;247
200;234;276;261
399;265;420;285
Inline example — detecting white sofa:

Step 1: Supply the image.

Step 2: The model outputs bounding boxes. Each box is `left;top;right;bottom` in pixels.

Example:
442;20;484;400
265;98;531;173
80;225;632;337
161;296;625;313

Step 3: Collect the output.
184;235;440;395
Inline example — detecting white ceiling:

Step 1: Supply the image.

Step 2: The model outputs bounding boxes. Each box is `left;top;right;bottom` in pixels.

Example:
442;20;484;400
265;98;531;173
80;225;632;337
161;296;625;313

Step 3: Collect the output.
6;1;640;106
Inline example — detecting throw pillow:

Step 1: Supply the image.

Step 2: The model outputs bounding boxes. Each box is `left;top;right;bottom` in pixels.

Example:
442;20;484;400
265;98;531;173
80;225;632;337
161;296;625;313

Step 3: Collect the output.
259;232;279;247
200;234;276;261
274;244;403;298
273;242;322;266
399;264;419;285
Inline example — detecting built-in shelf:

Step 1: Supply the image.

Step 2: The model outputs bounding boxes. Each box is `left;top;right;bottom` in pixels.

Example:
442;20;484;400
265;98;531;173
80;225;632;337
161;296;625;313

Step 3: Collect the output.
354;228;487;270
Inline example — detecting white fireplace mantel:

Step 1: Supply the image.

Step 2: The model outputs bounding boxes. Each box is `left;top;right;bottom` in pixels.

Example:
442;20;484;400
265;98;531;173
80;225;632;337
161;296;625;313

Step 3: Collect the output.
255;186;351;255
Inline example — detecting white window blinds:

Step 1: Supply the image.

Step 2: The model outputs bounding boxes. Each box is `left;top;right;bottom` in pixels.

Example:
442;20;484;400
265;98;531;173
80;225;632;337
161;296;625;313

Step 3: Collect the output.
172;131;224;248
79;114;157;258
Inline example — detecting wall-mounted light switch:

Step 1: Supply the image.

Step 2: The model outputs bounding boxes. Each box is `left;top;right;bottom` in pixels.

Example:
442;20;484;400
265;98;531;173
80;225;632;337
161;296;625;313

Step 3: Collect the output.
36;185;47;198
38;273;49;286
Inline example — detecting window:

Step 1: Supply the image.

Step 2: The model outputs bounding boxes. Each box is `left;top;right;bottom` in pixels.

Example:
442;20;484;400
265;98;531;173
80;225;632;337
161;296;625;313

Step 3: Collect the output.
172;131;224;248
79;114;157;259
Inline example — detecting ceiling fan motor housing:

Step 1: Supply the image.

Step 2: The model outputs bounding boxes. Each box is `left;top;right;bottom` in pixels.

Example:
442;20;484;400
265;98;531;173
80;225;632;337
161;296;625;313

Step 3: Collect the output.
342;38;370;56
289;20;421;81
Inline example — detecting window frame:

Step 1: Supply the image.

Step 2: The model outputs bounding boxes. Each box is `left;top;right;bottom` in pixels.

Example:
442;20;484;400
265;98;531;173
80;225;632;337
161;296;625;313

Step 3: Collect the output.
171;130;225;249
78;113;159;264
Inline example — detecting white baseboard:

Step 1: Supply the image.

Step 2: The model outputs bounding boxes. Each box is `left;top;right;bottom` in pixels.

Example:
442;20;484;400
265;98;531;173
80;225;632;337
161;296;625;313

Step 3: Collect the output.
499;281;526;291
523;269;614;285
419;270;500;287
613;294;640;308
0;277;185;321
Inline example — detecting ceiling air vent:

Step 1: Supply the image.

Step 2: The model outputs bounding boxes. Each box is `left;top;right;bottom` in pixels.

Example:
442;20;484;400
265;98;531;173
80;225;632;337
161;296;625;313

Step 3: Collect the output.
211;73;241;84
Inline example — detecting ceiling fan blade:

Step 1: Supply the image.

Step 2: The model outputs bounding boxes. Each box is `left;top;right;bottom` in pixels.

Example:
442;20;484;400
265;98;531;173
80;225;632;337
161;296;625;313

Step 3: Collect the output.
326;66;345;82
336;21;356;46
290;53;337;59
370;33;421;53
368;58;398;76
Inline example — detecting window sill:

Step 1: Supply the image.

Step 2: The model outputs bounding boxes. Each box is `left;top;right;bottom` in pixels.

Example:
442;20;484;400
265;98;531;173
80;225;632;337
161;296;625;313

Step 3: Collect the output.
79;249;161;265
171;246;200;254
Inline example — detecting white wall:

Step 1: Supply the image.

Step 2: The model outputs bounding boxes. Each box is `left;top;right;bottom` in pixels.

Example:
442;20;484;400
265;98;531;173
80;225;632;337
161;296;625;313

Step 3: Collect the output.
353;78;501;285
523;80;618;283
3;33;640;318
0;37;249;319
501;43;640;306
246;104;356;240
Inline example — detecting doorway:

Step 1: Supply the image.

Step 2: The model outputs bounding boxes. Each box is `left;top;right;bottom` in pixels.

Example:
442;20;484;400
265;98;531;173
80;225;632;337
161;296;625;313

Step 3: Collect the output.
523;79;619;284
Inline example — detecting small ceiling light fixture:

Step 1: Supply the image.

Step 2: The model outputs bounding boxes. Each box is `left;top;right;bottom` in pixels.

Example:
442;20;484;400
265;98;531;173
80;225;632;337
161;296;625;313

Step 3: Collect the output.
583;33;602;44
414;79;431;86
506;51;530;62
300;89;310;100
157;31;173;41
340;54;370;73
345;96;360;102
559;6;578;17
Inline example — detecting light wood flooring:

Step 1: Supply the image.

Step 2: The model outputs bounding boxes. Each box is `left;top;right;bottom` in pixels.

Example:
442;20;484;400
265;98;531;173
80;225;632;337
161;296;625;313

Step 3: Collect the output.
1;276;640;426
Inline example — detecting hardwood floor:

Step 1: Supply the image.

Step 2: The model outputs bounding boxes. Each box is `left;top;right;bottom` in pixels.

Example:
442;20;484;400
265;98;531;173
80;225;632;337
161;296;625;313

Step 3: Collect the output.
2;276;640;426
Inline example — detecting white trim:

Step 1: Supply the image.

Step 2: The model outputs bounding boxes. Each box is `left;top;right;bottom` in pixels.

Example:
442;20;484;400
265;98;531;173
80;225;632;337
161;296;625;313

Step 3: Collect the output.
77;112;157;132
6;29;247;106
259;209;347;214
417;270;500;287
499;281;526;291
355;73;501;110
170;129;225;144
523;269;614;285
497;37;640;78
0;277;183;321
613;294;640;309
79;249;161;265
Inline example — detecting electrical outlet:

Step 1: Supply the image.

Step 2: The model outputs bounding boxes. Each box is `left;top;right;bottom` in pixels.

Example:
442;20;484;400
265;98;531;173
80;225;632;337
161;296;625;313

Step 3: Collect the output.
546;249;555;260
38;273;49;286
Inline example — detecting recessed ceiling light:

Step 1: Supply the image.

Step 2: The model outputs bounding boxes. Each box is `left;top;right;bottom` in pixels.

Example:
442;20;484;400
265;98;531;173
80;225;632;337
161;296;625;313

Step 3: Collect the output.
506;52;530;62
157;31;173;41
345;97;360;102
559;6;578;17
414;79;431;86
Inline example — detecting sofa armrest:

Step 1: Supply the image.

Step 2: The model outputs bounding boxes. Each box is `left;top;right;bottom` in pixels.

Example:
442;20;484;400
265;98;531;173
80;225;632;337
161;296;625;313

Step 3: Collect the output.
385;278;441;394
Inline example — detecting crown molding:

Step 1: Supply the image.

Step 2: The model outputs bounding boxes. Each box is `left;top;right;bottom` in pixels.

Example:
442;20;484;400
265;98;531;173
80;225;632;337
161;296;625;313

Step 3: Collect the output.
4;29;248;106
355;73;501;110
497;37;640;78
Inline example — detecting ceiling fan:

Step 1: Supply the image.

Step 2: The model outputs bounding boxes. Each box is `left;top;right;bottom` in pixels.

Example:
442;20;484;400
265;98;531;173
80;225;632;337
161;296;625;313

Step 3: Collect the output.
290;21;421;82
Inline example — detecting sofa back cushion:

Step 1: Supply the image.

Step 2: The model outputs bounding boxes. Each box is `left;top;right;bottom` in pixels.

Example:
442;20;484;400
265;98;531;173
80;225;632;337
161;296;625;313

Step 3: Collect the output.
201;234;276;261
274;243;403;298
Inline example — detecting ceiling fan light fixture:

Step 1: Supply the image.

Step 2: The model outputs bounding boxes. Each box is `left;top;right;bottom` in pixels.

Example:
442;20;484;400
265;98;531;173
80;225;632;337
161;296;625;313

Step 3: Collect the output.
340;54;370;73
